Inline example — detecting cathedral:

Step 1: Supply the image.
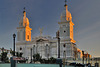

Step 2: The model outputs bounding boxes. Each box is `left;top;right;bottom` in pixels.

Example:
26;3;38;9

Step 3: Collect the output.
16;1;82;61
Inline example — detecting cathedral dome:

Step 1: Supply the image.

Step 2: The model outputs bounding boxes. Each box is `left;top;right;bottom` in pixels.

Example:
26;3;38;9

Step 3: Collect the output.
19;17;23;27
60;5;72;22
19;11;29;27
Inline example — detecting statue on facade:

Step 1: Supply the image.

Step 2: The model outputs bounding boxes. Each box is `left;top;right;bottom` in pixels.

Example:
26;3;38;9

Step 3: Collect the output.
39;28;43;36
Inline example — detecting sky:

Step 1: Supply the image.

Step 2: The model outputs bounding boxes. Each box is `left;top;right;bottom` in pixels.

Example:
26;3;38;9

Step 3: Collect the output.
0;0;100;57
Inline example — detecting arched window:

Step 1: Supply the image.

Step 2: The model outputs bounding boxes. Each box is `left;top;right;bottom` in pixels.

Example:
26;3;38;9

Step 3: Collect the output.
27;35;29;39
20;47;22;50
19;47;22;52
45;44;49;58
33;45;36;54
63;44;66;47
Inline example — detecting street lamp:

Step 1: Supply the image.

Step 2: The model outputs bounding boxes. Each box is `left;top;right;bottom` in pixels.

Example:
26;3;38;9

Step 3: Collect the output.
56;31;60;58
30;48;32;63
86;52;88;64
12;33;16;67
88;54;90;63
82;50;84;64
56;31;62;67
13;33;16;56
63;44;66;67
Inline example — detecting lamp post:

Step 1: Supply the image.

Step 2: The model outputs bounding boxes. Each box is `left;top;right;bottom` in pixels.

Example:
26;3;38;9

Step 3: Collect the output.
56;31;60;58
56;31;62;67
13;33;16;67
88;54;90;63
58;38;60;58
30;48;32;63
13;33;16;56
82;50;84;64
86;52;88;64
63;44;66;67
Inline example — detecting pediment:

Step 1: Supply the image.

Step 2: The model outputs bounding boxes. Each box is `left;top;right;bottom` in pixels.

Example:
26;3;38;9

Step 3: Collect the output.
36;39;48;42
33;36;49;42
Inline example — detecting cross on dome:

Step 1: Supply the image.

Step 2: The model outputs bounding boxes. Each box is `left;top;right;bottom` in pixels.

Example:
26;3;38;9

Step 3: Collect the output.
60;0;72;22
23;7;26;17
24;7;25;10
23;7;26;13
39;28;43;36
64;0;67;6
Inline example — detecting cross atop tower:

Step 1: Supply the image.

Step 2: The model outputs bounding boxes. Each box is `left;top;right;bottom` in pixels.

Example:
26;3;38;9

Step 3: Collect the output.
23;7;26;13
39;28;43;36
64;0;67;6
24;7;25;11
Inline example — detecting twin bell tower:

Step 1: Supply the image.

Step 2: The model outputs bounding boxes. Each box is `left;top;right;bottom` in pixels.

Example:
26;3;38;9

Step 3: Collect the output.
17;8;32;42
17;0;76;43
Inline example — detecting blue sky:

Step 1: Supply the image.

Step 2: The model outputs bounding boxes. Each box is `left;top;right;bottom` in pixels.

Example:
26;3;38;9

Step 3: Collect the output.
0;0;100;57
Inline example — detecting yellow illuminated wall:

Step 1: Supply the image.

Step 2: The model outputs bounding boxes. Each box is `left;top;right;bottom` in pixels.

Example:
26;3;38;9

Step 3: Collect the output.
17;10;32;41
70;22;74;40
65;5;76;43
65;5;72;21
23;11;32;41
25;27;32;41
70;21;76;43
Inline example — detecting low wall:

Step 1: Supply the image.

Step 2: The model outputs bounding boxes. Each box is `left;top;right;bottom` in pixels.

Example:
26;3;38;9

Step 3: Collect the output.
17;64;59;67
0;64;73;67
0;64;10;67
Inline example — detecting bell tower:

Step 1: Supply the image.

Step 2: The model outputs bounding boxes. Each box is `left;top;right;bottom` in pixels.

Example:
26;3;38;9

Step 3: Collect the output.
17;8;32;41
58;0;76;43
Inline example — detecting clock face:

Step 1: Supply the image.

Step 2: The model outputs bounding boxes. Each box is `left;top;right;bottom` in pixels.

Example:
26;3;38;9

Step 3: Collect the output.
64;30;66;33
63;29;67;35
59;24;70;37
63;25;67;34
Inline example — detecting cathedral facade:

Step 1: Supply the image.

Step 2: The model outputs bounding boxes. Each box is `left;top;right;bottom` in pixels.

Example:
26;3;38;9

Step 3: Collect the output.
16;2;81;61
